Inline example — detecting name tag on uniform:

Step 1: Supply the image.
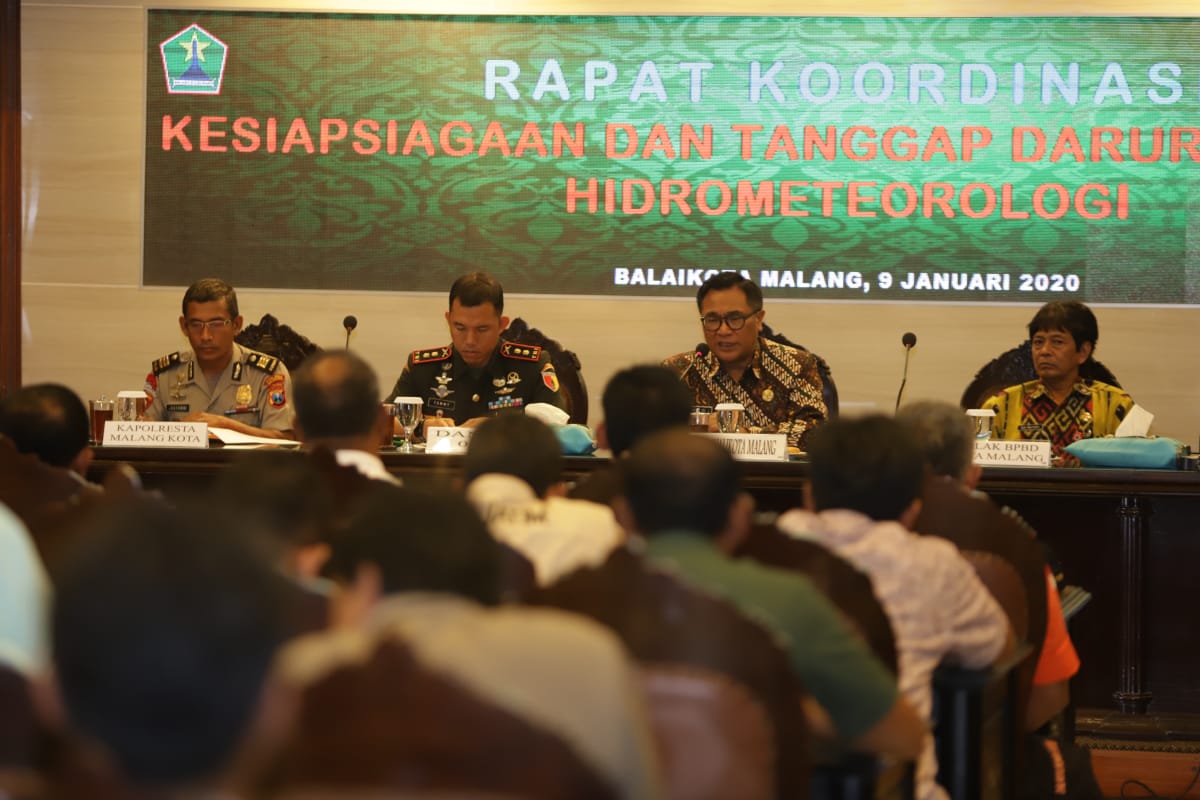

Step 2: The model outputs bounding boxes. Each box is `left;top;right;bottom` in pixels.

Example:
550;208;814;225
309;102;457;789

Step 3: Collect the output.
102;421;208;448
973;439;1052;467
426;427;475;454
705;433;788;462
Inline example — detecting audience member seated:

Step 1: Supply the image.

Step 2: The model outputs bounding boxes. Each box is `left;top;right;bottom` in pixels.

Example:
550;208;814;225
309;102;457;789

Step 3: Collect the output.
464;414;624;586
44;496;293;798
0;383;96;484
569;364;693;507
292;350;399;485
776;415;1014;800
293;483;663;799
897;401;1100;799
211;452;338;639
618;430;925;762
0;502;50;680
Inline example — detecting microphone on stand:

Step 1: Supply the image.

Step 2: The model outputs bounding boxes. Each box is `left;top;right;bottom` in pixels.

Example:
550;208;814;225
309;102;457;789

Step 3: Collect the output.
894;332;917;412
343;315;358;350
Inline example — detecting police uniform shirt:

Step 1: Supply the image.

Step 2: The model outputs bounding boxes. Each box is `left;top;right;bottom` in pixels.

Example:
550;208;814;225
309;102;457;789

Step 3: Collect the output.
143;342;294;431
389;340;566;425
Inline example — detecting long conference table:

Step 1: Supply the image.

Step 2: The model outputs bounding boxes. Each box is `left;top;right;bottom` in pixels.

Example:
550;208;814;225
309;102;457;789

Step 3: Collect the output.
90;446;1200;743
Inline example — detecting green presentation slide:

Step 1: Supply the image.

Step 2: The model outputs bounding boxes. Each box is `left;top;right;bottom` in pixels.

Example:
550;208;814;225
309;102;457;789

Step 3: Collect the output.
145;11;1200;303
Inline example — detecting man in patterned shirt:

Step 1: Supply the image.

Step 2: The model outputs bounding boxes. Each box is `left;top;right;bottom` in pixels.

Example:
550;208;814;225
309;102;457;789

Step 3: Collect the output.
981;301;1134;459
662;271;828;450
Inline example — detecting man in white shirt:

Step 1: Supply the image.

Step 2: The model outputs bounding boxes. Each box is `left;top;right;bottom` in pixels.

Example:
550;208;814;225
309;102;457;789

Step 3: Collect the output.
464;413;623;585
292;350;399;485
777;415;1014;800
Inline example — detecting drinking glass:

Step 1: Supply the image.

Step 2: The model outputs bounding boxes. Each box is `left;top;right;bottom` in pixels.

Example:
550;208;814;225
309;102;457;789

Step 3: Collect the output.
715;402;745;433
116;391;146;422
394;396;424;453
966;409;995;441
689;406;713;432
90;396;114;443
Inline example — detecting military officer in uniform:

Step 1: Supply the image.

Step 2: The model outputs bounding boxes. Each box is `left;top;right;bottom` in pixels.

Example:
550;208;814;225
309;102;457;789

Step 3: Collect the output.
389;272;567;428
142;278;295;440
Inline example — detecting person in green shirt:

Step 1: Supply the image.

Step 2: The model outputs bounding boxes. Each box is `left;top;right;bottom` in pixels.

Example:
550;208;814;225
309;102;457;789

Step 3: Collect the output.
616;429;925;760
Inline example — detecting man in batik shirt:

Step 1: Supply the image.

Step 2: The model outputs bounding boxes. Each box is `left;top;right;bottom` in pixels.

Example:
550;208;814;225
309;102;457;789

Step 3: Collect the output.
982;301;1134;458
662;272;827;450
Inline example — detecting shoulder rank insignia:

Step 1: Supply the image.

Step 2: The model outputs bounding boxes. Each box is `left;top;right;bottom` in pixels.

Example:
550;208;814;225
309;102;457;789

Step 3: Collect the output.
245;352;281;373
412;346;452;365
151;351;182;375
500;341;542;362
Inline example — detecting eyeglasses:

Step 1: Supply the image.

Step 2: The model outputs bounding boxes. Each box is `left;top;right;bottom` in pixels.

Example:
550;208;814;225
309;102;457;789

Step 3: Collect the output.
185;319;234;333
700;311;759;332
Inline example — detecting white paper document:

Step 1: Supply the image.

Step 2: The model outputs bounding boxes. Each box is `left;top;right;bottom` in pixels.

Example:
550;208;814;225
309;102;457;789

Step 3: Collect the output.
210;428;300;447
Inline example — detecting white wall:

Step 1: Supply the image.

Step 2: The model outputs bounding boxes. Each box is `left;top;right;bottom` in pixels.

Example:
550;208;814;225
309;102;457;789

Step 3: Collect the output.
20;0;1200;442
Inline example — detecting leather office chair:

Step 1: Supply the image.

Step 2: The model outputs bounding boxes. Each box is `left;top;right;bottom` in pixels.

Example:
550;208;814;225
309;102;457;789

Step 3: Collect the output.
0;666;38;771
913;477;1048;679
504;317;588;424
932;551;1033;800
760;323;839;418
960;339;1121;410
235;313;321;373
526;547;810;799
734;522;914;800
641;664;777;800
735;522;898;675
0;434;144;579
274;636;616;800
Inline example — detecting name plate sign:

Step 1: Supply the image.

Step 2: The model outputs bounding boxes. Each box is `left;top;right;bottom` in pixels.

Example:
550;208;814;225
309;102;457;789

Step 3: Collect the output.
426;427;475;454
102;421;209;448
706;433;789;462
974;439;1052;468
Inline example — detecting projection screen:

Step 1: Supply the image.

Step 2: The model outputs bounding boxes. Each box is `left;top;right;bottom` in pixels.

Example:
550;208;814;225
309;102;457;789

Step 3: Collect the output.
144;11;1200;303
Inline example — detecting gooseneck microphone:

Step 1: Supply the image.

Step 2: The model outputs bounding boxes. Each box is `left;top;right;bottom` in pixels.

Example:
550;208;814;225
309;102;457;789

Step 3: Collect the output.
682;343;710;380
895;332;917;412
343;315;358;350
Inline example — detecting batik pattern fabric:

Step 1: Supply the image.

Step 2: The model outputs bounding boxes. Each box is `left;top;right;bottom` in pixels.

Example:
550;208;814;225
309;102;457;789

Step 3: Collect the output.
662;338;828;449
982;379;1134;457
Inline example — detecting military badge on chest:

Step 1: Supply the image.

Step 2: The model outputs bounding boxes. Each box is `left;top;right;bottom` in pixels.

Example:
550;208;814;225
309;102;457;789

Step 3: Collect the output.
433;372;455;400
171;369;188;401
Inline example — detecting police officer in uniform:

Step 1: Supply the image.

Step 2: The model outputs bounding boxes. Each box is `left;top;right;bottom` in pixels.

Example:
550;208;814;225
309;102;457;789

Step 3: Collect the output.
142;278;295;440
389;272;567;428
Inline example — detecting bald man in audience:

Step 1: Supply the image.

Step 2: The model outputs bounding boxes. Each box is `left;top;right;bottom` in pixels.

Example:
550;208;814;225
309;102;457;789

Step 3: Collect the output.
619;429;925;761
465;414;624;585
292;350;399;485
